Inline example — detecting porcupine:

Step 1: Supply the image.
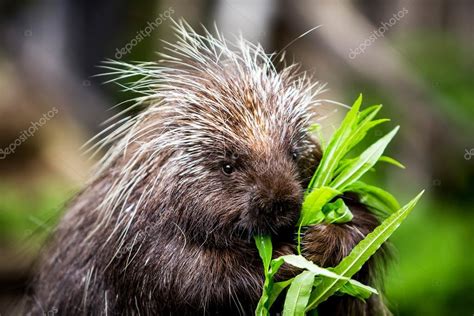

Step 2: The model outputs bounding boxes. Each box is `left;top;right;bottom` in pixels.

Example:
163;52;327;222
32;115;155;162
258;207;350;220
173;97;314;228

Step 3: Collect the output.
27;20;389;315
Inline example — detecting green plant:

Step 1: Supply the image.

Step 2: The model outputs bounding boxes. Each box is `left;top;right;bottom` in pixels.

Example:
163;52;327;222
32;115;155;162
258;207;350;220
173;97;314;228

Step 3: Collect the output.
254;94;424;315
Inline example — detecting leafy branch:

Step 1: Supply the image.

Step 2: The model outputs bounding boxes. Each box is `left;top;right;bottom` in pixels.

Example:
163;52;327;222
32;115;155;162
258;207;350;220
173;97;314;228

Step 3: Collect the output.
255;94;423;315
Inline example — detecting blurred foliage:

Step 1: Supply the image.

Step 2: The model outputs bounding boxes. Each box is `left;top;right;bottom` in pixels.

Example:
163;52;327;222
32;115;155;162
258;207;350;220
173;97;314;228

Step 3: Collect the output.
401;32;474;127
0;182;74;248
349;32;474;316
386;200;474;316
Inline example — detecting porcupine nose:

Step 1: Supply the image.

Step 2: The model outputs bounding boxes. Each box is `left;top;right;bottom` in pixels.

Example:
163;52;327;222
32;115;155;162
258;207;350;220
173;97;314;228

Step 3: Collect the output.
250;173;303;218
265;197;300;216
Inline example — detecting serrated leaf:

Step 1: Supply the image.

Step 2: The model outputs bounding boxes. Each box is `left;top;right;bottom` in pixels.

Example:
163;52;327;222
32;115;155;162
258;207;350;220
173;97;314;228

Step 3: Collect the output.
283;271;315;316
305;191;424;311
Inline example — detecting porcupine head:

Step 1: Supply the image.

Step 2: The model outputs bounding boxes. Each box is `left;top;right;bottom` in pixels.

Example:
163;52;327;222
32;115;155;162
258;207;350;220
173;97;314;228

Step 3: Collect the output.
93;20;325;248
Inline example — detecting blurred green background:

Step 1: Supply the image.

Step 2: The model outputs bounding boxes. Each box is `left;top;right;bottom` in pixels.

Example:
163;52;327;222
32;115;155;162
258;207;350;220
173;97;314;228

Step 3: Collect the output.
0;0;473;315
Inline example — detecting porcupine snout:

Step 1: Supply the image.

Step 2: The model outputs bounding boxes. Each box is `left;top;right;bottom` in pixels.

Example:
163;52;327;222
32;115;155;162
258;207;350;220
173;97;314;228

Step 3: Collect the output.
246;162;303;235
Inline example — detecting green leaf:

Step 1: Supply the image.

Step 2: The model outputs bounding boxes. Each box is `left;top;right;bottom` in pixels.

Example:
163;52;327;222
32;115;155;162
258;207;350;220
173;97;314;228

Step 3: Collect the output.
299;187;341;226
307;94;363;191
279;255;377;295
345;105;388;153
279;255;378;308
268;278;294;308
281;255;347;279
322;198;353;224
330;126;400;191
346;118;390;153
254;94;419;315
357;104;382;122
254;235;273;316
256;289;269;316
254;238;287;315
283;271;315;316
333;158;355;177
270;257;285;277
255;235;272;272
305;191;424;311
256;292;270;316
297;186;341;254
346;181;400;216
378;155;406;169
337;280;376;300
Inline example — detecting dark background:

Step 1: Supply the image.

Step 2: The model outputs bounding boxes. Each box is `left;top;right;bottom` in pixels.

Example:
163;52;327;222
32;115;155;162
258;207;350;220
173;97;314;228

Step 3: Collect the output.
0;0;473;315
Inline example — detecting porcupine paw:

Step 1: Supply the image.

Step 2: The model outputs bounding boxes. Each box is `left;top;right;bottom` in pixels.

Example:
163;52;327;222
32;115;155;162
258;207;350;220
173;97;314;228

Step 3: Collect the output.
301;202;389;316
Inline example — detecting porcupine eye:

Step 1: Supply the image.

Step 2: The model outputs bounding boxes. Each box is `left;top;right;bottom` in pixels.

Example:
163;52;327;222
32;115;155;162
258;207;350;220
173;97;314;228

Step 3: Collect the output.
291;149;299;161
222;163;234;175
222;152;238;175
